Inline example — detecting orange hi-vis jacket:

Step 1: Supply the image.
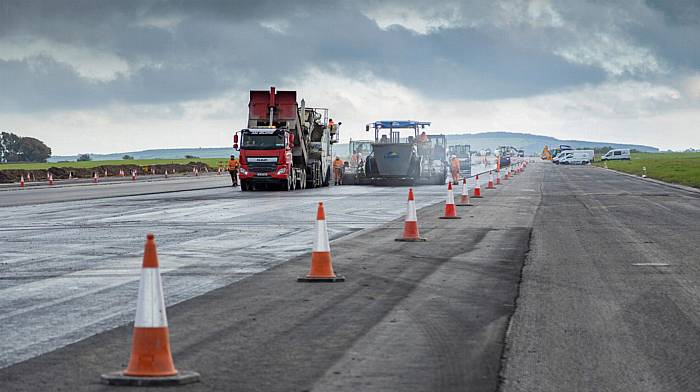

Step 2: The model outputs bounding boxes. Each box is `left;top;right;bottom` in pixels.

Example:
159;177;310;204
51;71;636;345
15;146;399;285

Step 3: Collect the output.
333;159;344;169
227;158;240;171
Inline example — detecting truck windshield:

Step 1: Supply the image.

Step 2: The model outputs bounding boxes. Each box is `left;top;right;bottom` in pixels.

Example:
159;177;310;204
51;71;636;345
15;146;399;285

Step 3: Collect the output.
241;133;285;149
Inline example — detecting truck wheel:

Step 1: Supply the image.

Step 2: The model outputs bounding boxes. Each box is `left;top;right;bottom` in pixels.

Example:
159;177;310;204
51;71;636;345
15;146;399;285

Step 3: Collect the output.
322;167;330;187
240;181;248;191
299;172;304;189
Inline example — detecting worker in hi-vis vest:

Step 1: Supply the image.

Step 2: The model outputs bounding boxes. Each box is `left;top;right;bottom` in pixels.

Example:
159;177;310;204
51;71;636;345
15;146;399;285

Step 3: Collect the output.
333;156;344;185
227;155;240;187
450;155;460;184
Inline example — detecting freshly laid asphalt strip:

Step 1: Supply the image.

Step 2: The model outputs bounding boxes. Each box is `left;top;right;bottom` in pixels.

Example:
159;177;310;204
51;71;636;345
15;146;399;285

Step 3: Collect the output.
0;164;541;392
501;164;700;391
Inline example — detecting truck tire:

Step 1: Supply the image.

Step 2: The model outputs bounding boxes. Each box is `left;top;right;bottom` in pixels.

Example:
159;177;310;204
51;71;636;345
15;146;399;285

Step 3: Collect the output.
299;171;306;189
240;181;249;191
322;167;330;187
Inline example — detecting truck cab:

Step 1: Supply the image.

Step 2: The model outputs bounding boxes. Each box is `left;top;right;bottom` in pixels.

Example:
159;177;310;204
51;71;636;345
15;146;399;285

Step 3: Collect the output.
236;128;296;189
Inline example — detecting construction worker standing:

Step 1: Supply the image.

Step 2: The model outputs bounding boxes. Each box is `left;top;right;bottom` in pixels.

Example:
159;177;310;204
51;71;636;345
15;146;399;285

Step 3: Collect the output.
227;155;240;187
450;155;460;184
333;156;344;185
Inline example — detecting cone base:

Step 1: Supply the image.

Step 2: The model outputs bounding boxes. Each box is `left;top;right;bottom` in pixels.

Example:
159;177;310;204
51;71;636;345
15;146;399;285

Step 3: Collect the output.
101;370;200;386
471;196;483;198
395;237;427;242
297;276;346;282
455;203;473;206
487;185;495;189
439;216;462;219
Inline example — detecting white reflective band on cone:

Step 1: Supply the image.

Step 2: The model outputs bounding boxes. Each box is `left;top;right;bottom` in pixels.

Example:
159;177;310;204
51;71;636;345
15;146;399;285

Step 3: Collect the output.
406;200;417;222
314;219;330;252
134;268;168;328
447;189;455;204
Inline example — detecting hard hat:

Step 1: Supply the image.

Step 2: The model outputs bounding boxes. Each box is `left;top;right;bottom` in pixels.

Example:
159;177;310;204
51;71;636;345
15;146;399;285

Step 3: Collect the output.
230;155;235;158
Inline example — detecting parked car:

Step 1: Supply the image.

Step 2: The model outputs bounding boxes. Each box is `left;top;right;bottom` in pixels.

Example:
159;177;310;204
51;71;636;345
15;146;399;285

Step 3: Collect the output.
601;149;631;161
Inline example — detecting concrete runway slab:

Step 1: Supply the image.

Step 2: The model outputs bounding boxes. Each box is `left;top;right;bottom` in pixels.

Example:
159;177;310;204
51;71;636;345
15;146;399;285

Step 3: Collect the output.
0;161;538;391
0;182;454;369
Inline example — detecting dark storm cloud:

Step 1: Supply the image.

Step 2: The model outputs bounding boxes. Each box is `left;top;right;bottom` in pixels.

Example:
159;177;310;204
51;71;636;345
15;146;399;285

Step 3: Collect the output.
0;0;697;112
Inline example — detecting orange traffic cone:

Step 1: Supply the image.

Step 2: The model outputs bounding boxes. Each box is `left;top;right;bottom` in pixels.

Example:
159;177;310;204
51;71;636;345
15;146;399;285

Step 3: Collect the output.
473;174;483;198
101;234;200;386
496;169;501;185
132;170;137;181
487;171;495;189
396;188;426;242
456;178;472;206
19;175;25;188
164;169;169;178
440;182;461;219
48;173;54;186
93;172;99;183
298;202;345;282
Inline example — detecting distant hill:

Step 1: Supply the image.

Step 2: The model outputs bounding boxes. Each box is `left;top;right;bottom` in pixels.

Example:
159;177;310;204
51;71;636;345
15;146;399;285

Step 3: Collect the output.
442;132;658;155
49;132;657;162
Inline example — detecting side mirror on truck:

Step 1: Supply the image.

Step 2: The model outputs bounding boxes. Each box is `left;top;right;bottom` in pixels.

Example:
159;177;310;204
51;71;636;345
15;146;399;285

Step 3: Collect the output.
233;133;239;150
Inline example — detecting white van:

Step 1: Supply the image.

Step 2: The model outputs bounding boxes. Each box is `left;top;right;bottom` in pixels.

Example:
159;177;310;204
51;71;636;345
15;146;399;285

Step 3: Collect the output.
601;149;631;161
558;151;593;165
554;149;593;164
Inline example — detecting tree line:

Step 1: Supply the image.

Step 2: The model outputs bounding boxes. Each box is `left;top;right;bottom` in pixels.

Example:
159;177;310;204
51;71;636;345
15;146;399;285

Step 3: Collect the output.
0;132;52;163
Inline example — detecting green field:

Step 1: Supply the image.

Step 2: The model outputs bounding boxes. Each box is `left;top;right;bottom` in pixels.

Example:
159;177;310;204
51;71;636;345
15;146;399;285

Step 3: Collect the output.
0;158;230;170
592;152;700;189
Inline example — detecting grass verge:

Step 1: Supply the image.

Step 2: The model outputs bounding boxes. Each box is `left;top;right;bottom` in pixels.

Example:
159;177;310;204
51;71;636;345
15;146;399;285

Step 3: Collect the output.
592;152;700;189
0;158;229;171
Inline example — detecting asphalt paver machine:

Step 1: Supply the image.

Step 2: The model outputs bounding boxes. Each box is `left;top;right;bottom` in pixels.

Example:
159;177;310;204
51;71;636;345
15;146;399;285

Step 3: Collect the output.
364;120;447;186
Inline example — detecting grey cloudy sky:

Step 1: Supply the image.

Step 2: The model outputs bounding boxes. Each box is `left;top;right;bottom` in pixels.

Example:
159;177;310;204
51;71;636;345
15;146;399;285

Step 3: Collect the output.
1;0;699;154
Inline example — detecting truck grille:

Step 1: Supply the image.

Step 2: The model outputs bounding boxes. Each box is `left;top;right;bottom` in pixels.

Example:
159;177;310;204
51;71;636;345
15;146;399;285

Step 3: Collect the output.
247;162;277;173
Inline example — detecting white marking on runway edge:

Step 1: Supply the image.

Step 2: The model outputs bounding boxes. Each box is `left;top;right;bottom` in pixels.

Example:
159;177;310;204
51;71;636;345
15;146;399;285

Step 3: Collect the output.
631;263;670;266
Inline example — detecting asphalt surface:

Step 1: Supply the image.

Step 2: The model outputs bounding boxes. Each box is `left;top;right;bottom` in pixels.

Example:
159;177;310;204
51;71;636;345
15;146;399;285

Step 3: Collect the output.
501;164;700;391
0;160;499;370
0;160;532;391
7;161;695;391
0;174;230;207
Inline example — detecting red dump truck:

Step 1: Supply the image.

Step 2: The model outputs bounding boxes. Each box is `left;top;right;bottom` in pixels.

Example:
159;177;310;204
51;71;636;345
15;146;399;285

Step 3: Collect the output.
234;87;339;191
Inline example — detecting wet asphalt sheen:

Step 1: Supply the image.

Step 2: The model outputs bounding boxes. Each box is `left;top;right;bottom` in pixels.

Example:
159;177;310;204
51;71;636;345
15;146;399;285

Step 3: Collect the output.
2;162;697;391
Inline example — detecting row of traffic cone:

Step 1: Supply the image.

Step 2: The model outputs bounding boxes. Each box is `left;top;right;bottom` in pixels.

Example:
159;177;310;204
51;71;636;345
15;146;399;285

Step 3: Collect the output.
16;168;183;187
102;164;529;385
399;164;528;233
